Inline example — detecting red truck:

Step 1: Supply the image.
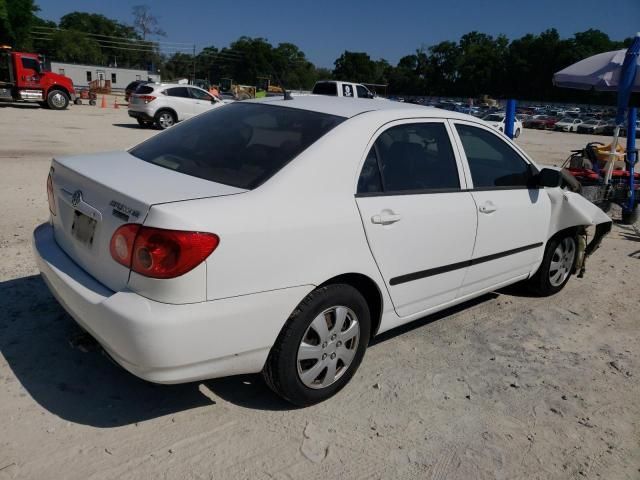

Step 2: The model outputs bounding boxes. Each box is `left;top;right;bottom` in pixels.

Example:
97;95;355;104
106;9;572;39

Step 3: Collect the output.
0;45;76;110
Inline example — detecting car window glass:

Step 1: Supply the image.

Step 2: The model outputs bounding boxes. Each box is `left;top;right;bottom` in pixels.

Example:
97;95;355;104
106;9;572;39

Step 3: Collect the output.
455;124;533;188
189;88;213;101
357;147;383;193
165;87;190;98
373;123;459;192
342;84;354;97
136;85;154;94
356;85;370;98
312;82;338;96
21;57;39;71
130;103;345;190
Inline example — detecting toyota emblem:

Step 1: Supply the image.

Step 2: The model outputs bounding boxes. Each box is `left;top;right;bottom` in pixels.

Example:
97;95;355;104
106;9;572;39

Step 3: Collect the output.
71;190;82;207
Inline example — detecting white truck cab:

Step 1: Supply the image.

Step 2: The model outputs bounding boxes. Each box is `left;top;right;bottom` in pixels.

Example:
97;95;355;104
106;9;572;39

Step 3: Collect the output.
312;80;375;99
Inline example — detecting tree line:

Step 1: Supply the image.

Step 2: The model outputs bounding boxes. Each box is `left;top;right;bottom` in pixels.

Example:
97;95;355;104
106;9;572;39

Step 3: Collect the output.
1;0;634;101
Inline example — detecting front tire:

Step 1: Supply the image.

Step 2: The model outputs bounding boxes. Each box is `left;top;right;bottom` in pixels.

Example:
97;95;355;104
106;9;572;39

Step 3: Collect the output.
263;284;371;406
526;234;577;296
514;128;521;138
47;89;69;110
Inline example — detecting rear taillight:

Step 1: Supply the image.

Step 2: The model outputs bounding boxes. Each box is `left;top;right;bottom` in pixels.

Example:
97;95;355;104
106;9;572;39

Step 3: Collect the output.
139;95;156;104
110;224;219;279
47;168;56;216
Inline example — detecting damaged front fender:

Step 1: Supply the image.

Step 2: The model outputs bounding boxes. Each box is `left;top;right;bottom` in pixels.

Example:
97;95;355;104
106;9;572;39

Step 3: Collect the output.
546;188;612;276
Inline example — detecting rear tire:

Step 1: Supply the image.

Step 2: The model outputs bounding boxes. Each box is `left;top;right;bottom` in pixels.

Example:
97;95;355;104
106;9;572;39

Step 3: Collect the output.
526;234;577;296
47;89;69;110
154;110;176;129
263;284;371;406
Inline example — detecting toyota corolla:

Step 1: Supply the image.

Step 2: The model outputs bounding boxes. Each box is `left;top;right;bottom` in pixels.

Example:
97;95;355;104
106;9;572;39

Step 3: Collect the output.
33;97;611;406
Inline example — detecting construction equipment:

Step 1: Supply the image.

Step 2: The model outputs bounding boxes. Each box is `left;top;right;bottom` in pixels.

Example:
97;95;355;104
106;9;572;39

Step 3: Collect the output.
219;77;284;100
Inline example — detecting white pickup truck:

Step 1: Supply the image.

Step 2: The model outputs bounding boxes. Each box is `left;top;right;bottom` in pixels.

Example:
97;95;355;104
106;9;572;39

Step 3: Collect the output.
312;80;375;99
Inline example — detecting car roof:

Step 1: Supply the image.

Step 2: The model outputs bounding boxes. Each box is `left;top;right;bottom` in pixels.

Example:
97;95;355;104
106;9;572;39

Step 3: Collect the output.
246;95;475;120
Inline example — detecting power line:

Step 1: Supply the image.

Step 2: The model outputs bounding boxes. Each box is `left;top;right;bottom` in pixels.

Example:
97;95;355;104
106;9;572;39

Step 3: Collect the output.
31;26;193;46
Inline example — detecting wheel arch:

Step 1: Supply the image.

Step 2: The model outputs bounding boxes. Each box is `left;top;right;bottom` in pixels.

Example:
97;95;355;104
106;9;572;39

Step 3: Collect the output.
47;85;70;96
318;272;384;339
155;107;178;120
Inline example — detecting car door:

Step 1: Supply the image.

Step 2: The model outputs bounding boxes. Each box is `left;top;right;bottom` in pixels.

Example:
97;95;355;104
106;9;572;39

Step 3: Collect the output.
355;120;478;318
188;87;217;116
450;120;550;296
164;87;194;120
18;56;41;89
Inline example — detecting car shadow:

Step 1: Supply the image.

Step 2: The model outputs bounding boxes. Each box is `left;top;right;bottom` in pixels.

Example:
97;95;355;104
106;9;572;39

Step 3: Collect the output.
0;273;526;421
0;274;228;427
0;103;41;109
112;123;149;129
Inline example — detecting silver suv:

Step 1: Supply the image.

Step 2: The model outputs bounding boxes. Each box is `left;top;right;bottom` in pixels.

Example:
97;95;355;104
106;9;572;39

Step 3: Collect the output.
128;83;225;129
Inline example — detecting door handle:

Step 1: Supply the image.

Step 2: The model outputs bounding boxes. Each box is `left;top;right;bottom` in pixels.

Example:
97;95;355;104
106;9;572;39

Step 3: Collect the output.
371;212;402;225
478;201;497;214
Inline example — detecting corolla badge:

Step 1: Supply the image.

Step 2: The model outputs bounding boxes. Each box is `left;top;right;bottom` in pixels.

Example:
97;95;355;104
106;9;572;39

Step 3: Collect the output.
71;190;83;207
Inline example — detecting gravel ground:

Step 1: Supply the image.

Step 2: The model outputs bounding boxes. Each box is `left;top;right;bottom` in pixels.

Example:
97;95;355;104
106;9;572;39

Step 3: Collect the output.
0;102;638;480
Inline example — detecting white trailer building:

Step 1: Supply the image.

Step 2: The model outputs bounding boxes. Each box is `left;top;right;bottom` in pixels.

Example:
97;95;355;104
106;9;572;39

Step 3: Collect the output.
49;62;160;91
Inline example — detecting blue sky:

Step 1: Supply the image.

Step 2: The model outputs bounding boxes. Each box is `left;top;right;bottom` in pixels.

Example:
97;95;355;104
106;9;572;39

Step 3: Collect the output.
35;0;640;67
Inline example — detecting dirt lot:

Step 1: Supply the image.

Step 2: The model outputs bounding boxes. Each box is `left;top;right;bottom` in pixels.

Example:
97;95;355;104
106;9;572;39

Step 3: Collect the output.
0;102;639;480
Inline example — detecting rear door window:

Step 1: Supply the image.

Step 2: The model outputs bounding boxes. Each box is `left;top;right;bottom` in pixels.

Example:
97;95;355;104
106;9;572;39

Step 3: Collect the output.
357;122;460;194
455;124;534;188
342;84;354;97
165;87;190;98
130;103;345;189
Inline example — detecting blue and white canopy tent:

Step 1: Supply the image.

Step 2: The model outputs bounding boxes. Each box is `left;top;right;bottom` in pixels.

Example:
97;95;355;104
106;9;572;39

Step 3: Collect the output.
553;33;640;217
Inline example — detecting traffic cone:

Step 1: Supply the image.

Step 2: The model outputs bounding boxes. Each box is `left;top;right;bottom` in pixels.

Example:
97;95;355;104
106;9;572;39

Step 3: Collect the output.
113;98;119;109
101;96;107;108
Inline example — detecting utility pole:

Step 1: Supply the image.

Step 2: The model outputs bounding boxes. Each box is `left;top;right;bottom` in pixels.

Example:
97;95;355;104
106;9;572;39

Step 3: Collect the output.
192;44;196;84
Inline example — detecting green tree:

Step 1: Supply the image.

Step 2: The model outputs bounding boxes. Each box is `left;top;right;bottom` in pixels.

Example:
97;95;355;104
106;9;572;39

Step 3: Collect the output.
0;0;40;49
333;51;377;83
46;30;103;64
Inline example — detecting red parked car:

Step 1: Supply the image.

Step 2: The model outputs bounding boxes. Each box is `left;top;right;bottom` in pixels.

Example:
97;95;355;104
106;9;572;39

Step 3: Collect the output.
525;115;559;130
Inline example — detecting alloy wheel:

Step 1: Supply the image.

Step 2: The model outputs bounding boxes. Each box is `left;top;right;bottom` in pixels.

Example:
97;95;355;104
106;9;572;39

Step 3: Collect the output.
158;112;174;128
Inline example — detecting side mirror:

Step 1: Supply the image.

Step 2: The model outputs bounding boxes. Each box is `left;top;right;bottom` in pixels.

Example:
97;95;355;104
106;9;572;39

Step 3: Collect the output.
34;62;42;74
537;168;562;188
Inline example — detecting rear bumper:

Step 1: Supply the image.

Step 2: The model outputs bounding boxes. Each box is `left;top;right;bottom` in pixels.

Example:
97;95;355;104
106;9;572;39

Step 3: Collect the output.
128;110;154;122
32;222;312;383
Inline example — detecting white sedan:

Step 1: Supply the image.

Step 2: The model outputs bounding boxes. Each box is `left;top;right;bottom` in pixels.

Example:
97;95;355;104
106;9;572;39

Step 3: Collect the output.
33;97;611;406
554;117;584;132
482;113;523;138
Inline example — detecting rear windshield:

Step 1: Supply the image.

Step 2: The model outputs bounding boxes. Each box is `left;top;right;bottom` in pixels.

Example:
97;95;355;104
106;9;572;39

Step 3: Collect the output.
129;102;346;189
312;82;338;96
135;85;154;94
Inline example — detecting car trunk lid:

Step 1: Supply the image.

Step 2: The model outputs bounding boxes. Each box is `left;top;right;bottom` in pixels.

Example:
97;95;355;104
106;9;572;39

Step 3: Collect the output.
49;151;245;292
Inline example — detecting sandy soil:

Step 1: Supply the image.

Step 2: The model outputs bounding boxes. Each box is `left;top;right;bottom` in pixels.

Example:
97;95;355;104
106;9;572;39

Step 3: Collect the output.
0;102;638;480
